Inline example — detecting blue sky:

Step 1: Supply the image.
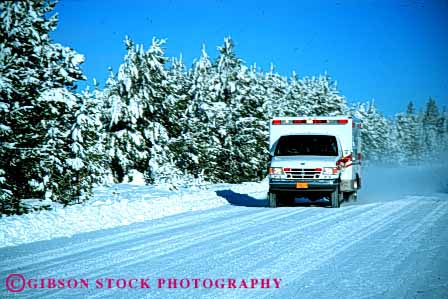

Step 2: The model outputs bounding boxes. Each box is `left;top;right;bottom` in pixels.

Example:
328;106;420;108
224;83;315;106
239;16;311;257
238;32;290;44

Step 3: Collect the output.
52;0;448;115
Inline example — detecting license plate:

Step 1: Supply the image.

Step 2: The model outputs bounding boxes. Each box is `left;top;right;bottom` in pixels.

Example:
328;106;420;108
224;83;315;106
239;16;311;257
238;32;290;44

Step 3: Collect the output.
296;182;308;189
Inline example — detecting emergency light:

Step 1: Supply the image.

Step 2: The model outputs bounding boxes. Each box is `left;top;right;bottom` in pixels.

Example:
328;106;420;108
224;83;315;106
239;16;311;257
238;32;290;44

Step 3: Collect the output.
272;119;349;125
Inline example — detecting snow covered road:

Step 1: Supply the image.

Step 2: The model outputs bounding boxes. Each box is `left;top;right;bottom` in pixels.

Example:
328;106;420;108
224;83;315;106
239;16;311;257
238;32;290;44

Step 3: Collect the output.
1;166;448;298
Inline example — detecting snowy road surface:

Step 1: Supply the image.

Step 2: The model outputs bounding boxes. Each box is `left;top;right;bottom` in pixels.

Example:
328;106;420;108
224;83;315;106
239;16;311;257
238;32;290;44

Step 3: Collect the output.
1;166;448;298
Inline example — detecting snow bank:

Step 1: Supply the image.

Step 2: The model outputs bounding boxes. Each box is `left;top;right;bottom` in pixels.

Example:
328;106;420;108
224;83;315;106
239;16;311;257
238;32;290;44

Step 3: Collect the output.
0;183;234;248
0;180;269;248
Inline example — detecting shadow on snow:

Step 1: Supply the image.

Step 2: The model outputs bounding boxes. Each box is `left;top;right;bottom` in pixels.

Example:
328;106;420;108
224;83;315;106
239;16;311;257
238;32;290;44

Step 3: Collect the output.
215;190;266;207
215;190;332;208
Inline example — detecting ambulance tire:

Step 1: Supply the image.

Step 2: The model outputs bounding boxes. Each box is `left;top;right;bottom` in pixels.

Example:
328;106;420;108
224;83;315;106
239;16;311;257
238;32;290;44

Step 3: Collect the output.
268;192;278;208
344;191;357;202
356;175;361;190
331;186;341;208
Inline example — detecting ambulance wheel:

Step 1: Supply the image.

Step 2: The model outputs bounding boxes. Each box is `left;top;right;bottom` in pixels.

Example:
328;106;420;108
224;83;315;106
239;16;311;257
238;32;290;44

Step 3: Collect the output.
331;186;341;208
355;176;361;190
268;192;278;208
344;191;357;202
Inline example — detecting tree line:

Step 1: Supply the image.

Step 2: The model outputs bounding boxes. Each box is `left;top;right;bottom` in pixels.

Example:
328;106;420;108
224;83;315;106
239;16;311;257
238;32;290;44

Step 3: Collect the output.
1;0;446;215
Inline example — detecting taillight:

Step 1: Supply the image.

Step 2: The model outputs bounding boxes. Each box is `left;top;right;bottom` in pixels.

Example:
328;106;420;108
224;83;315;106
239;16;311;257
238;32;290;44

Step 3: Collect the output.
338;119;348;124
337;155;352;168
292;119;306;124
272;120;281;125
313;119;327;124
340;155;352;163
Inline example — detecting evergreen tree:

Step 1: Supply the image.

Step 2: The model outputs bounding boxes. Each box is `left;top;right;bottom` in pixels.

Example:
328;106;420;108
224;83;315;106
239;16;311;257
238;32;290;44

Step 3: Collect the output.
166;55;191;135
181;38;269;183
437;107;448;155
421;98;440;162
165;55;194;174
102;65;146;183
210;37;269;182
69;86;108;198
405;101;423;162
231;63;269;181
284;71;309;116
0;0;93;214
395;113;411;163
354;101;389;163
103;37;181;185
32;88;106;203
211;37;246;182
263;65;289;118
179;45;220;181
386;119;401;163
394;102;422;164
300;74;347;116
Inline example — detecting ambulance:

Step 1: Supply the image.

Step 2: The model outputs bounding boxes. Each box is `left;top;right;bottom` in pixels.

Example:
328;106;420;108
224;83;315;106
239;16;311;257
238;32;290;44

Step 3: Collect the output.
268;116;362;208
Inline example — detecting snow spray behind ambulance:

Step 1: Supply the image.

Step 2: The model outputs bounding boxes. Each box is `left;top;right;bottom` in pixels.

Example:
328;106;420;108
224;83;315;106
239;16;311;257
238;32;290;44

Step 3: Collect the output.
268;116;362;208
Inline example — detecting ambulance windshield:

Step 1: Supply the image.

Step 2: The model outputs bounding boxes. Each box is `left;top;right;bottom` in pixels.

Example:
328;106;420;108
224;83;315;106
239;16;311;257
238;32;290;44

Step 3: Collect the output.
275;135;338;156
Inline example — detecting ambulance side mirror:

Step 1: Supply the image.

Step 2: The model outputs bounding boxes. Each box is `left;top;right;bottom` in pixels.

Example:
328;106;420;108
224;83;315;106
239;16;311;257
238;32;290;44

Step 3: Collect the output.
269;142;277;158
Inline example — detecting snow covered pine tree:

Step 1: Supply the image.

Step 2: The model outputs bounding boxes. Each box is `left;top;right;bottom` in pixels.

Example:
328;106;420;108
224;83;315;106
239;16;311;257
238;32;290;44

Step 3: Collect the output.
178;45;219;181
211;37;268;182
354;101;389;163
0;0;103;214
102;37;183;186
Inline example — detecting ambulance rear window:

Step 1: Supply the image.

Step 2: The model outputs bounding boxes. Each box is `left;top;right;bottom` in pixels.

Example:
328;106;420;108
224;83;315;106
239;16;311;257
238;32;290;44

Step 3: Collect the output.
275;135;338;156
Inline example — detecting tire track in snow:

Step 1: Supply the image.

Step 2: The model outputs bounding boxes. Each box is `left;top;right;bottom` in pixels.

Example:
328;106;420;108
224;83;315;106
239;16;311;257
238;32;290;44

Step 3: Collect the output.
67;205;384;299
0;206;249;272
3;198;444;299
261;200;448;299
22;208;309;299
46;207;310;279
21;205;367;299
69;207;382;297
373;200;448;298
303;199;448;299
138;204;375;275
172;200;419;299
141;200;420;299
1;207;307;282
0;200;280;271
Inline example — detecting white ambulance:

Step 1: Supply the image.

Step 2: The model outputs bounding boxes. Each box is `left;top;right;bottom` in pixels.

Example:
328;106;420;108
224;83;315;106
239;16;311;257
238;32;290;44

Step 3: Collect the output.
268;116;362;208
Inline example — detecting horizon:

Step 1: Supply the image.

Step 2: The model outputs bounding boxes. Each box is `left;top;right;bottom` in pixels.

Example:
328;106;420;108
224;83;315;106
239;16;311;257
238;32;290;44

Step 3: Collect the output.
52;0;448;116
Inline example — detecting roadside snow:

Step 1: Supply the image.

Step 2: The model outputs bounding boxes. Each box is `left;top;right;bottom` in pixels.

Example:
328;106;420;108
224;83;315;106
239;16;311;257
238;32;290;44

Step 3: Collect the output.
0;181;267;248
